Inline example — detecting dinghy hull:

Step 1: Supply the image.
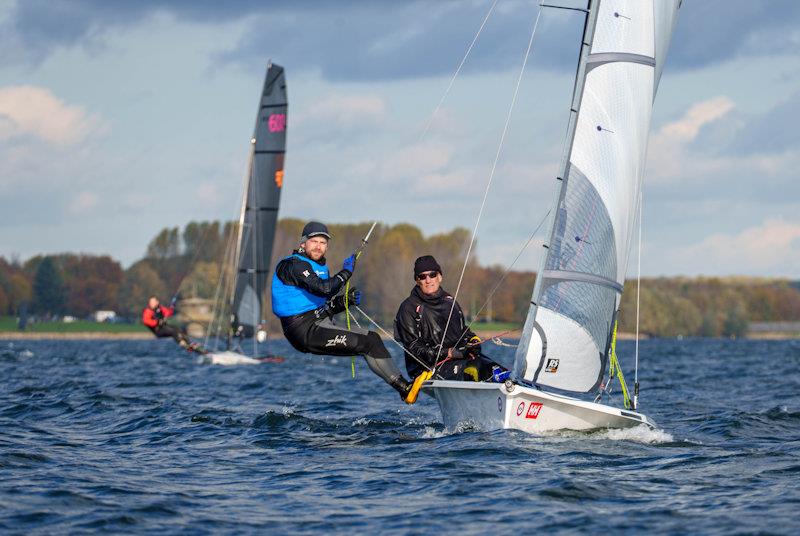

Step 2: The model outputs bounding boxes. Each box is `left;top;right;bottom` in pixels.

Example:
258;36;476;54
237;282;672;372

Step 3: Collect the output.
203;351;264;366
425;380;654;433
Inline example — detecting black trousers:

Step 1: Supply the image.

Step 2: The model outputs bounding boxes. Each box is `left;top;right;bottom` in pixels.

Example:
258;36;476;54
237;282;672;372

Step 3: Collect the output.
281;313;407;392
150;324;190;346
436;355;502;381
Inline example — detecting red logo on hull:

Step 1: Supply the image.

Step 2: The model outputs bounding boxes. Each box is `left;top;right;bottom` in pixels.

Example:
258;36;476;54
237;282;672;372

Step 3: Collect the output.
526;402;543;419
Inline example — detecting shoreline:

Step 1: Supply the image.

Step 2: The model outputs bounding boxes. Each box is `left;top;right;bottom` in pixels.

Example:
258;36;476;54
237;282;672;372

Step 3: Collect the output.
0;332;152;340
1;331;796;341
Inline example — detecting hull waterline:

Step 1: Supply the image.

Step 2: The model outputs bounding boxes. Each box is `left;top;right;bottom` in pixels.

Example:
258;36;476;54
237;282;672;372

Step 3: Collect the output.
424;380;654;434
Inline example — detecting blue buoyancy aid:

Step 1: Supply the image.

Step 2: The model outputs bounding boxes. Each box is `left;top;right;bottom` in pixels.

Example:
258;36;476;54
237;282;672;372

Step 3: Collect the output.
271;253;330;317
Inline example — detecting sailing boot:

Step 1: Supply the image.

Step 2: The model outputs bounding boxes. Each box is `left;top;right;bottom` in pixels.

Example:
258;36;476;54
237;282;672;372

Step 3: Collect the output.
391;377;413;403
404;370;433;404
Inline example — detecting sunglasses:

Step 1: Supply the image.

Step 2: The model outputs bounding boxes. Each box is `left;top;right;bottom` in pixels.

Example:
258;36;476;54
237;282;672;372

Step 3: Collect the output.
416;271;439;281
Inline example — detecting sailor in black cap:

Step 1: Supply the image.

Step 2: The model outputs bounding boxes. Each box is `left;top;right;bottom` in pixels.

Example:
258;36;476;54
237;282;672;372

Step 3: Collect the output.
271;221;413;400
394;255;507;385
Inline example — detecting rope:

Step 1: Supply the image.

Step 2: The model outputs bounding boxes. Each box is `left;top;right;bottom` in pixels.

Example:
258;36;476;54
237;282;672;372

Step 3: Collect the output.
492;336;518;348
352;305;440;379
436;5;543;371
419;0;499;142
607;320;632;409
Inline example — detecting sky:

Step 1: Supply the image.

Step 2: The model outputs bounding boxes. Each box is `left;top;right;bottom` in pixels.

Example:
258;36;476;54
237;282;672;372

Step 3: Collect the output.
0;0;799;278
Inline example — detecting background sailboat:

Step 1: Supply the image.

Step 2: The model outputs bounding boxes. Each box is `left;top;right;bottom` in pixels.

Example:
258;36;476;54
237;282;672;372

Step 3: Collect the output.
204;62;288;365
424;0;681;432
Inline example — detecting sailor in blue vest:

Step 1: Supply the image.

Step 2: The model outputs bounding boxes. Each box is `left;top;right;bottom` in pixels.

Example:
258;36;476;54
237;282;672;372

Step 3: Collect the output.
272;221;413;401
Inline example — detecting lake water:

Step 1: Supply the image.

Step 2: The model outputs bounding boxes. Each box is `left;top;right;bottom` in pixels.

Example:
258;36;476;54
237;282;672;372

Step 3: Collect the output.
2;337;799;534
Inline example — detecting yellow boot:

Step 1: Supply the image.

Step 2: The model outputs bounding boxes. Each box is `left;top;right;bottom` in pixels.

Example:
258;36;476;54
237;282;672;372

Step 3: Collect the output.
405;370;433;404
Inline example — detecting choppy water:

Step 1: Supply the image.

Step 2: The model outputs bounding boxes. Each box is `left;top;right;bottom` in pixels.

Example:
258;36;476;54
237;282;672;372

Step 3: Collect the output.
2;337;799;534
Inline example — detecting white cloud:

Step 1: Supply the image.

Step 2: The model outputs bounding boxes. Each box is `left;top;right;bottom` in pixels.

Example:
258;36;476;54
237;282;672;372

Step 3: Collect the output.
660;96;735;142
674;218;800;277
67;191;100;214
646;95;798;184
294;94;387;130
0;85;100;145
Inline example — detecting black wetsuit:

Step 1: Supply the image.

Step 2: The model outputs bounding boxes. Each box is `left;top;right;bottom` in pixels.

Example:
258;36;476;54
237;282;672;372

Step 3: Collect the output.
395;286;499;381
274;252;409;394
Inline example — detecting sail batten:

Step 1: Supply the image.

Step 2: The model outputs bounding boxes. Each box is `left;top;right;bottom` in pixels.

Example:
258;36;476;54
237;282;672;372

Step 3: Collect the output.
513;0;680;393
230;63;288;338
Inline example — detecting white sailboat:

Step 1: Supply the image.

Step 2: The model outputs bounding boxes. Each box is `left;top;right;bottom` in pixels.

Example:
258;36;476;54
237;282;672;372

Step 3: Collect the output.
423;0;681;432
204;62;288;366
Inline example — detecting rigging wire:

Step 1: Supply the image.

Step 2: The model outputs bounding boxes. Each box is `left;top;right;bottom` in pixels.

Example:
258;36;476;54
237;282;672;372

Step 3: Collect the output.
456;208;551;344
205;137;256;352
204;223;238;351
436;5;544;370
418;0;499;142
352;305;443;379
634;188;643;410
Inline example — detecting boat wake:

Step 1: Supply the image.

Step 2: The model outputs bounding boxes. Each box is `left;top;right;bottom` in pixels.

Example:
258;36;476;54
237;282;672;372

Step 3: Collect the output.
594;424;674;444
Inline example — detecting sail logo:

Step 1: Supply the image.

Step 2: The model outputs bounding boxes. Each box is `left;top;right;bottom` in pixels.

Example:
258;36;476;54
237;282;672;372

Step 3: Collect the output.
526;402;543;419
268;113;286;132
545;358;559;373
275;170;284;187
326;335;347;347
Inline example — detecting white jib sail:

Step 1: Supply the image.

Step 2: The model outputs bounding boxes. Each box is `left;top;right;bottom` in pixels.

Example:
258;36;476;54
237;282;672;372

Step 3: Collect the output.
513;0;681;392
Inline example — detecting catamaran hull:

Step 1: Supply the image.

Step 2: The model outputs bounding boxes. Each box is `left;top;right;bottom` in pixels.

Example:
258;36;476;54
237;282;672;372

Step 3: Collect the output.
424;380;654;434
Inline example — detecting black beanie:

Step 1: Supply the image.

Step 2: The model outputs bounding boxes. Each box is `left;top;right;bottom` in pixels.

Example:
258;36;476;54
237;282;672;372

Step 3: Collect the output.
414;255;442;278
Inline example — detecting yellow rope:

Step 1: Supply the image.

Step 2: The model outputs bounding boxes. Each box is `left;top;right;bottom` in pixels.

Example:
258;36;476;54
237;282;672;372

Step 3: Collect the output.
609;320;632;410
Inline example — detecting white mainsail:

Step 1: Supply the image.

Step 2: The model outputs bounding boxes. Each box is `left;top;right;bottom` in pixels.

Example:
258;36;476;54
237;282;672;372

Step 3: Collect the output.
513;0;681;392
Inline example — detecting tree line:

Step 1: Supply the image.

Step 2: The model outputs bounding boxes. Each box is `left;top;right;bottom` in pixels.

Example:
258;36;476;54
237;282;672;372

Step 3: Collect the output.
2;218;799;337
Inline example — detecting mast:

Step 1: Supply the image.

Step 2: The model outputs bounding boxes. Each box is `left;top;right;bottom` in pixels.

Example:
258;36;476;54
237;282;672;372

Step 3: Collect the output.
230;62;288;346
514;0;599;382
513;0;681;392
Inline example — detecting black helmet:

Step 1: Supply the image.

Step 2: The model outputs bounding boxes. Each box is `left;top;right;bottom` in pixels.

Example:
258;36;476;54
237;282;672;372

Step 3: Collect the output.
301;221;331;241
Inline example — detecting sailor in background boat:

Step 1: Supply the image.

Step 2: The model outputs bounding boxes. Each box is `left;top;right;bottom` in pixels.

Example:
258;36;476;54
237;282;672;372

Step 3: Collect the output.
395;255;508;384
142;295;204;353
271;221;413;400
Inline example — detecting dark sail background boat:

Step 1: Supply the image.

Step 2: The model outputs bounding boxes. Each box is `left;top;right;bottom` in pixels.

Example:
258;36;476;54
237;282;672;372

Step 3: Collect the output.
205;62;288;365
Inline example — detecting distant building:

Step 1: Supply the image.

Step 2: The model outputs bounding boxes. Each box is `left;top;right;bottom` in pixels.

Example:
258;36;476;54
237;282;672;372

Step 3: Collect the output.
748;322;800;339
94;310;117;323
63;315;77;323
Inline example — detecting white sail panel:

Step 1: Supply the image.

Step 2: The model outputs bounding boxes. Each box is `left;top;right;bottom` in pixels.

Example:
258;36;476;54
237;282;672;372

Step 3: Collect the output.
515;0;680;392
528;308;601;391
571;62;654;282
592;0;654;57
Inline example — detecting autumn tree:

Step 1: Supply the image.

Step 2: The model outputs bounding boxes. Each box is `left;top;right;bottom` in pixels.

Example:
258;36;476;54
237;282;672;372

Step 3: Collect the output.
33;256;65;316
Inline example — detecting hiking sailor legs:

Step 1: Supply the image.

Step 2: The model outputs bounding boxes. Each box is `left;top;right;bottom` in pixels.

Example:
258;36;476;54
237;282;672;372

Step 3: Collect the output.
281;312;406;391
271;222;412;398
142;295;202;353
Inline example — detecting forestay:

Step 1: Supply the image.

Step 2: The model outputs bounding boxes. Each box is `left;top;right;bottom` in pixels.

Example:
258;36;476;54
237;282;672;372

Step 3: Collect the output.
231;63;288;336
513;0;681;392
